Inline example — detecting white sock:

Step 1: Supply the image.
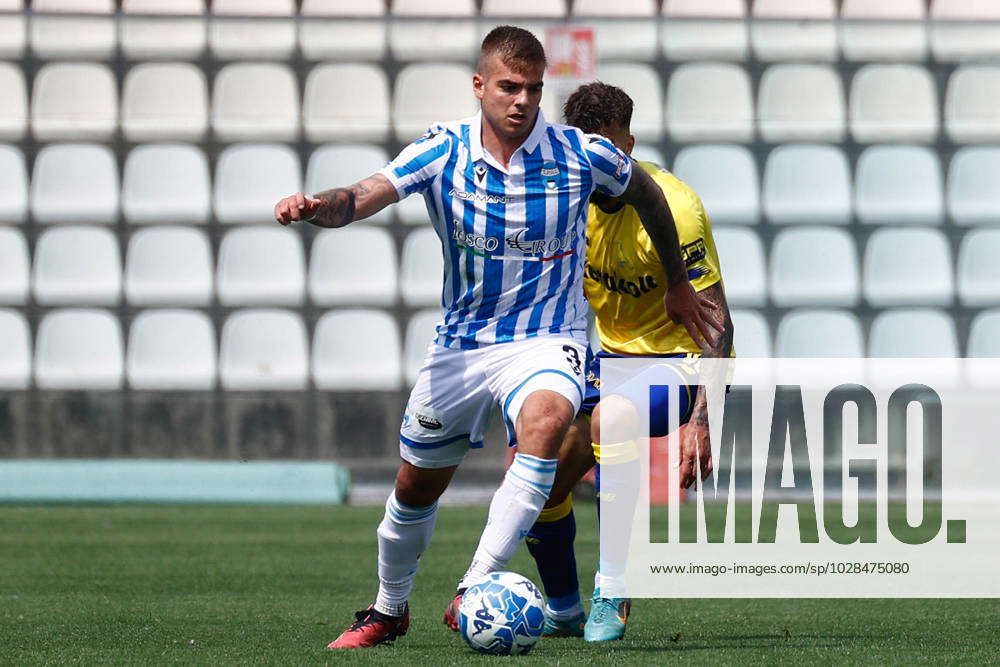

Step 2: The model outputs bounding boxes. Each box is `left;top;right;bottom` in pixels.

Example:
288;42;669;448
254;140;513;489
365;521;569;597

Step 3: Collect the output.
459;452;556;589
374;492;438;617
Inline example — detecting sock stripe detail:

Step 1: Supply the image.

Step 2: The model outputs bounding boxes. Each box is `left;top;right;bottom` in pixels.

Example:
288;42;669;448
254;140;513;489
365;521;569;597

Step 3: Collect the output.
387;494;438;524
508;468;553;494
514;452;558;468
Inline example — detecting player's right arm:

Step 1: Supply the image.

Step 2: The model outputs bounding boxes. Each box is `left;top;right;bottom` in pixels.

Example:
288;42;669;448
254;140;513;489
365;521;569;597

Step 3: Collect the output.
274;174;399;228
274;127;453;228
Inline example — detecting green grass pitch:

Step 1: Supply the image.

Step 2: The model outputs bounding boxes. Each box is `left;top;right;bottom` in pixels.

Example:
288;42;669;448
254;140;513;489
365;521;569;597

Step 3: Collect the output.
1;503;997;665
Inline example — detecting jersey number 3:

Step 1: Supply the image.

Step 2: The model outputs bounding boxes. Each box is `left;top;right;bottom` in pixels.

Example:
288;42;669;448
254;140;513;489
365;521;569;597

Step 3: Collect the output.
563;345;582;376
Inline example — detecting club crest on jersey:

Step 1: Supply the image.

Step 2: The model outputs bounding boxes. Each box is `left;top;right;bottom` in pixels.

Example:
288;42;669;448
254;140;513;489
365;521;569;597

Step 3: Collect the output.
541;161;559;177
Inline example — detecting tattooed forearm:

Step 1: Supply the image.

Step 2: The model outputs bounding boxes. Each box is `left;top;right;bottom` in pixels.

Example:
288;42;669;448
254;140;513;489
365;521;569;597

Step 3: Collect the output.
310;188;356;228
689;284;733;427
309;174;398;229
621;167;687;287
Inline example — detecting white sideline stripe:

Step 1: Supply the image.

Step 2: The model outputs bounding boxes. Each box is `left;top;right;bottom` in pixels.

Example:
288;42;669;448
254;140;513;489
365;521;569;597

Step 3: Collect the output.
0;460;350;504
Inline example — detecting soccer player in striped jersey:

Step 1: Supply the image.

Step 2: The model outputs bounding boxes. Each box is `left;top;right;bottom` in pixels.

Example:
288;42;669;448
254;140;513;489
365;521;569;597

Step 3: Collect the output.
524;82;735;642
274;27;721;649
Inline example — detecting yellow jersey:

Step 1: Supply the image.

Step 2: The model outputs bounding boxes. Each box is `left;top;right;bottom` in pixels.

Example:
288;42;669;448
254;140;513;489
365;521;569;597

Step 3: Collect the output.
584;160;724;356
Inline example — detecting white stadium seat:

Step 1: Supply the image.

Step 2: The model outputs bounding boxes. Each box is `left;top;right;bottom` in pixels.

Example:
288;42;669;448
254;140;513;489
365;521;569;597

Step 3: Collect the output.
312;309;402;391
0;144;27;223
776;309;864;357
0;308;30;389
769;227;859;307
849;65;938;144
30;0;115;59
594;63;662;142
573;0;657;61
389;0;477;61
122;63;208;142
213;63;299;142
125;226;213;306
757;64;845;142
0;0;25;58
839;0;927;62
672;145;759;225
0;62;26;140
394;63;476;141
214;143;301;225
309;227;397;307
666;63;754;143
864;228;953;307
945;66;1000;144
217;227;305;306
30;144;119;225
32;226;121;306
299;0;386;62
751;0;838;62
947;147;1000;226
662;0;748;61
219;309;308;390
303;64;390;143
122;144;211;225
930;0;1000;63
305;145;391;225
968;311;1000;357
712;227;766;307
855;146;943;226
957;229;1000;307
630;145;666;168
127;309;216;390
731;309;772;358
400;227;444;307
31;62;117;141
481;0;566;17
35;309;124;390
404;308;442;384
763;144;851;225
0;227;28;304
121;0;206;60
869;308;957;358
210;0;295;60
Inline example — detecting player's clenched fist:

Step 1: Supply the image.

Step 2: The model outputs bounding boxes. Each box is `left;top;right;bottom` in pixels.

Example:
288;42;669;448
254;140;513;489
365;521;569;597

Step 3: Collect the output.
274;192;322;225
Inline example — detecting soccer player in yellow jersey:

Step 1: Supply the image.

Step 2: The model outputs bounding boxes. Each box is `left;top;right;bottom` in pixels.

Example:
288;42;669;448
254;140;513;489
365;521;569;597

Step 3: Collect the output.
524;82;735;642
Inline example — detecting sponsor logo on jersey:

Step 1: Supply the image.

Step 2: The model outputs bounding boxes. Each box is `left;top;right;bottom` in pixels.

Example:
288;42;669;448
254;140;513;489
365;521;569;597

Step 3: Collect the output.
585;261;658;299
505;229;575;255
452;224;500;252
682;238;707;266
448;187;510;204
474;164;487;183
688;266;711;280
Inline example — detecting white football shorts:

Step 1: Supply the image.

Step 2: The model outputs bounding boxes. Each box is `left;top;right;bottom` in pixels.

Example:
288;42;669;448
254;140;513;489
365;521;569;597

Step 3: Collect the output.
399;333;588;469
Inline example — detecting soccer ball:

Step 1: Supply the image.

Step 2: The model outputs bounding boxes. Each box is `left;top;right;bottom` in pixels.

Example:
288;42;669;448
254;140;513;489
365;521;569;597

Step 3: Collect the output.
457;571;546;656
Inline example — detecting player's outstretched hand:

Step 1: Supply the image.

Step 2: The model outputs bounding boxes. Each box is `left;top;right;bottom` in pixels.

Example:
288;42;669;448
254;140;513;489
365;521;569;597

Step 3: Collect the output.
274;192;322;225
677;422;714;490
664;281;724;351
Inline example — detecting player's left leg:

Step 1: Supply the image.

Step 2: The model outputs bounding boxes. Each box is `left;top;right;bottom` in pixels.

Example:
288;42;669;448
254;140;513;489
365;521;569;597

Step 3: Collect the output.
453;335;586;597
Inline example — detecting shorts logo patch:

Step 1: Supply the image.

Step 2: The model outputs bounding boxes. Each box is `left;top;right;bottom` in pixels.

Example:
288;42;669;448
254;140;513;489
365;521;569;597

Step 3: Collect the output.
417;414;443;430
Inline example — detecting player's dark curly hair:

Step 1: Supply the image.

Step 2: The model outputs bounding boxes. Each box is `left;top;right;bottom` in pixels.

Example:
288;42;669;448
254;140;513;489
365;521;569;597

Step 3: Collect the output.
479;25;547;74
563;82;634;134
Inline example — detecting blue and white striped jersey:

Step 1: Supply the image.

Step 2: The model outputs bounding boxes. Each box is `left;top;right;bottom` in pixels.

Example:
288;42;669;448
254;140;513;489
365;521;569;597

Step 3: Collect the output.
379;109;633;349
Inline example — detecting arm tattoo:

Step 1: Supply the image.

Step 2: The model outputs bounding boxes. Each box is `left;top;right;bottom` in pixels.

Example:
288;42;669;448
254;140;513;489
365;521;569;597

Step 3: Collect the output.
690;284;734;426
310;188;356;229
309;175;395;228
624;168;688;286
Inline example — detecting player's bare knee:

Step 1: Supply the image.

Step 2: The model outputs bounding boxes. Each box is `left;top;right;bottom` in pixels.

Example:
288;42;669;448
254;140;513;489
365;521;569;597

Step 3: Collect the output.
516;392;574;457
394;462;452;507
